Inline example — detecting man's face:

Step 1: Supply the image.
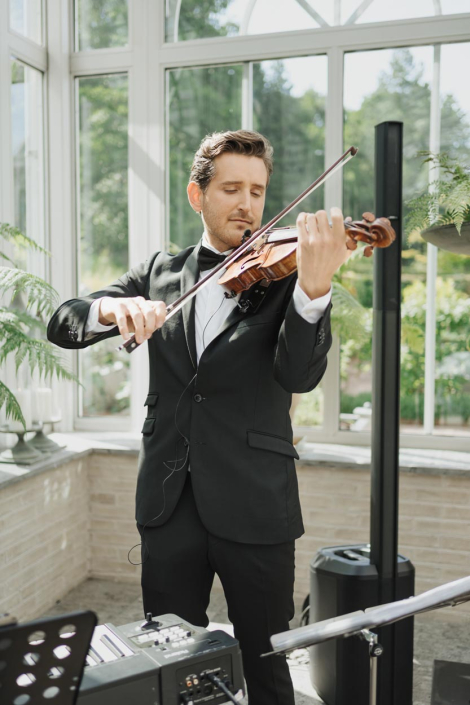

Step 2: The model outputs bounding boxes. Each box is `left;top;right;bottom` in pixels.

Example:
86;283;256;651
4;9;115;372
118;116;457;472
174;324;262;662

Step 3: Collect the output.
190;152;268;252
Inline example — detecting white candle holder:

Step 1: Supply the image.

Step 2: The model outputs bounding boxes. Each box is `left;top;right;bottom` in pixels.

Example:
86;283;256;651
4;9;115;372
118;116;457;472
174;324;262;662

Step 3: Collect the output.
29;416;66;453
0;422;47;465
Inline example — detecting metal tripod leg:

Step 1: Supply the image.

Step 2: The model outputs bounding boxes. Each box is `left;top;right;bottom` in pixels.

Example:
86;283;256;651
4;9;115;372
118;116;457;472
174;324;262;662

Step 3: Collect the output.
359;629;384;705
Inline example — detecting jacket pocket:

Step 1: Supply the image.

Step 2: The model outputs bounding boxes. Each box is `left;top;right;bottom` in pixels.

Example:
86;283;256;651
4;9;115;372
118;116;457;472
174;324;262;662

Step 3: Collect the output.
247;430;299;459
141;417;155;435
144;393;159;419
144;393;159;407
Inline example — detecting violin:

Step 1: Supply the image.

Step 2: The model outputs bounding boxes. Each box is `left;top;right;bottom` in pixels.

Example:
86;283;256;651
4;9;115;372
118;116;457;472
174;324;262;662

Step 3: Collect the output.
117;146;395;354
218;212;395;295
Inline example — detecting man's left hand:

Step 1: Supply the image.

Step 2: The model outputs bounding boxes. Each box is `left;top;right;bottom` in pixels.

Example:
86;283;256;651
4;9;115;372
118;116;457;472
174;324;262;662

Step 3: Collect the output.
296;207;351;300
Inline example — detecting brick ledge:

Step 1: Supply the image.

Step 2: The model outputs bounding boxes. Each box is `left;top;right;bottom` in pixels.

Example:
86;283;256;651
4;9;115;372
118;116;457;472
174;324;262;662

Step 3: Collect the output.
0;432;468;491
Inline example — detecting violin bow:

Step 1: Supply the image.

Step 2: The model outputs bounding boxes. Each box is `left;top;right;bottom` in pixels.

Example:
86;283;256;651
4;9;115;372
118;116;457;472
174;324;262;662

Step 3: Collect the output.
117;146;358;353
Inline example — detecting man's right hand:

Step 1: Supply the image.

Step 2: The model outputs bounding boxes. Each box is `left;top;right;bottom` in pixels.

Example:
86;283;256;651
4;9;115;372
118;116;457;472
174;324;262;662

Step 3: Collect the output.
99;296;167;345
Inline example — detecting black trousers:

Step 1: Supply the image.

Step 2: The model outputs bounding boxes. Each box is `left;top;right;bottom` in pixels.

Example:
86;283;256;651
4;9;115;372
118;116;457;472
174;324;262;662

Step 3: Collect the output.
138;472;295;705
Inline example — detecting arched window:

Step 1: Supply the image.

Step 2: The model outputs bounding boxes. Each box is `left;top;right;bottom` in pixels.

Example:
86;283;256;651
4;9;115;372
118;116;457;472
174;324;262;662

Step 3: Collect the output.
165;0;469;42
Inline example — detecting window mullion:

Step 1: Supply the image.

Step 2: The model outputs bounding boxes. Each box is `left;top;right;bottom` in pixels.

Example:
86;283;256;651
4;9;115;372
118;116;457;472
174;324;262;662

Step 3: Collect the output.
7;31;47;72
241;62;253;130
321;46;344;438
324;46;343;211
423;44;441;435
128;0;160;433
159;15;470;69
0;6;13;227
46;0;76;432
0;0;17;432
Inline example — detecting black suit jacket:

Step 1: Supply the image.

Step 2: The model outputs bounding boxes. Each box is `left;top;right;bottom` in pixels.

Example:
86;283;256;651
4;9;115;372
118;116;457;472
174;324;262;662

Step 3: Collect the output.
47;242;332;544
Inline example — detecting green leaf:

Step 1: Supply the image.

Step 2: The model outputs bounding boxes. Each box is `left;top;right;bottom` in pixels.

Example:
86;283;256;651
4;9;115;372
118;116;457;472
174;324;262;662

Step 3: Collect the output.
0;267;59;317
0;307;46;332
0;381;26;428
405;151;470;236
0;251;19;267
331;281;368;342
440;180;470;234
0;222;51;257
0;326;82;386
402;321;425;354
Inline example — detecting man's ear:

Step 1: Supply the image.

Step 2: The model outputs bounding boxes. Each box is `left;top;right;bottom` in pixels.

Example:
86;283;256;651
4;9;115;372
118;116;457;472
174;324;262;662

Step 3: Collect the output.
187;181;203;213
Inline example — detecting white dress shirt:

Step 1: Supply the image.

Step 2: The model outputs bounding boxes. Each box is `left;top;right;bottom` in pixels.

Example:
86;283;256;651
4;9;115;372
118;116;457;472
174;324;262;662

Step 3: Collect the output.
85;233;332;360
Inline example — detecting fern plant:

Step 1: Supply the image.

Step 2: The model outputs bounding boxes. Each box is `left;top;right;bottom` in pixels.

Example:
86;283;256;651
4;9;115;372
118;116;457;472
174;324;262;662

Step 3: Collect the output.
405;151;470;238
0;223;79;430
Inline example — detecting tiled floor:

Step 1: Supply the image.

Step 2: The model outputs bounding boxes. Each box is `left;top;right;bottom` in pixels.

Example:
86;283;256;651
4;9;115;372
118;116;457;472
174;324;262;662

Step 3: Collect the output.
42;578;470;705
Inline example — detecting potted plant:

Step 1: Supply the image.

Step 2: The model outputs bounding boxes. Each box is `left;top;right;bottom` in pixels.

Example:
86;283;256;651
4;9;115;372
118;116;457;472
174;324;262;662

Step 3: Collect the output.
0;223;79;431
405;151;470;255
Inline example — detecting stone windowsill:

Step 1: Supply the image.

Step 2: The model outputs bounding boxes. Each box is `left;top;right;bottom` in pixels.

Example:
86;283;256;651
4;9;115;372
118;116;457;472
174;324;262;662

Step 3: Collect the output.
0;431;468;491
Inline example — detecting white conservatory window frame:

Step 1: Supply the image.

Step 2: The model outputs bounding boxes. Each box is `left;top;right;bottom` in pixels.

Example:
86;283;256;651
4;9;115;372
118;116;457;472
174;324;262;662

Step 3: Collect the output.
0;0;48;432
42;1;470;449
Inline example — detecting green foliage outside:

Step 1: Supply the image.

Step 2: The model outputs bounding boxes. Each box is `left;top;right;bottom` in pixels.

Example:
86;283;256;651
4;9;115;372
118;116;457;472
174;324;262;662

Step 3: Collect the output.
340;278;470;426
339;48;470;429
168;64;243;251
253;60;326;226
77;73;130;416
76;0;128;51
167;0;237;41
78;73;129;293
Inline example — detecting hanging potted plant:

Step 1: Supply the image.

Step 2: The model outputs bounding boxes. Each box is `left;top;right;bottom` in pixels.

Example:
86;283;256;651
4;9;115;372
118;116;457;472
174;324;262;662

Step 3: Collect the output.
405;151;470;255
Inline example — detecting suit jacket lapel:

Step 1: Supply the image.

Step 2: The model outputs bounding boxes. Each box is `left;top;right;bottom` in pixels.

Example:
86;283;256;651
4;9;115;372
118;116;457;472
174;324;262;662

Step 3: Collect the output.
180;243;200;369
212;281;273;342
213;289;251;341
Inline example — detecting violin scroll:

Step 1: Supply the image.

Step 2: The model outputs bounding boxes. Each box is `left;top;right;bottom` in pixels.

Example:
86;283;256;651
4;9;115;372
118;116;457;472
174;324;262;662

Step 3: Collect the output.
345;212;396;257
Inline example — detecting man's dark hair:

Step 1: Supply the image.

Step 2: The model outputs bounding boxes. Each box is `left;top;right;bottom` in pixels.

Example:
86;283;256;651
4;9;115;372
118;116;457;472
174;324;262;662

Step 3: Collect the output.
189;130;274;192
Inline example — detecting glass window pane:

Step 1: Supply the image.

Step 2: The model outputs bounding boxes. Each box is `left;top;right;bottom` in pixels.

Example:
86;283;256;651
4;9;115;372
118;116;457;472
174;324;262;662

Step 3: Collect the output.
253;56;327;225
166;0;321;41
433;42;470;438
9;0;42;44
165;0;470;42
351;0;470;24
75;0;128;51
342;47;434;435
11;58;45;273
253;55;327;429
435;252;470;437
77;74;129;417
168;64;243;251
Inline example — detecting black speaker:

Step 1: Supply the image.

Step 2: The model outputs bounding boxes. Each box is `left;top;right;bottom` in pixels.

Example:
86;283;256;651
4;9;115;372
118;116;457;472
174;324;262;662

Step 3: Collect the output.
309;544;414;705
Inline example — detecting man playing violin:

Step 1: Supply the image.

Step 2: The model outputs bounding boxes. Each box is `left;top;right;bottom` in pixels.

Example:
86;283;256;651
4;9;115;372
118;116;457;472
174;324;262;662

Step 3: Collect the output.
47;130;351;705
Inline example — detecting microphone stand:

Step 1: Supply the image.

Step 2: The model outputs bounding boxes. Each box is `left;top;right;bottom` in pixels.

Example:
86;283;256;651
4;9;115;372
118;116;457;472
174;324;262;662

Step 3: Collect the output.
266;575;470;705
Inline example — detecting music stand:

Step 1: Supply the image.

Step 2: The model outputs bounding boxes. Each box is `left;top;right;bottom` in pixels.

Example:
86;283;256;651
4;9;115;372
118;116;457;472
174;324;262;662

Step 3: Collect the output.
267;576;470;705
0;609;97;705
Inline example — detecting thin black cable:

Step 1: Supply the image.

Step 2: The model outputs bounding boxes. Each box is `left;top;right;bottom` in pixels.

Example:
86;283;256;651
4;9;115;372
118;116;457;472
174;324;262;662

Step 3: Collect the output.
206;673;244;705
201;292;226;353
127;372;196;566
128;286;228;567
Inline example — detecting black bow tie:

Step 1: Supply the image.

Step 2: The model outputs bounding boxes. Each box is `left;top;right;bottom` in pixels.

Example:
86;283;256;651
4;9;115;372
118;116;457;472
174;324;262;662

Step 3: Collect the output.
197;245;229;272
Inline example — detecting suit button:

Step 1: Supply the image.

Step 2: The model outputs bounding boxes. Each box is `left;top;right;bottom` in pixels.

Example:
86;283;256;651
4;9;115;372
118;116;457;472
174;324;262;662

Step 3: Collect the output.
193;393;203;403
